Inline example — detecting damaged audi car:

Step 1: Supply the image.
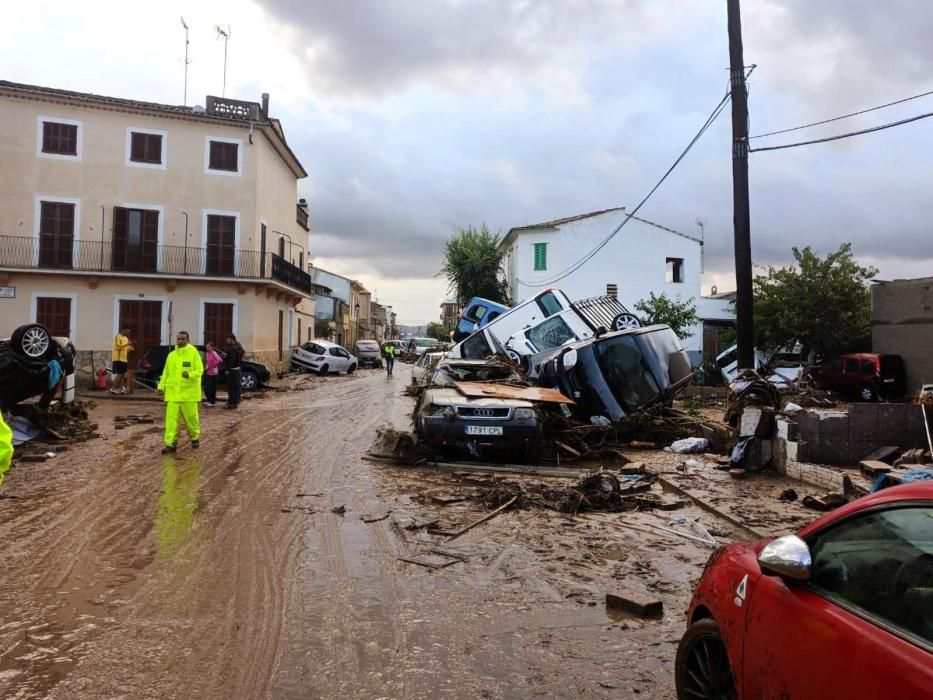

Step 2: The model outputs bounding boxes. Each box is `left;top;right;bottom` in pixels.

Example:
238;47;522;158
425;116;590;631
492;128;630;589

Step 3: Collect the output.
0;323;77;408
415;359;542;458
535;324;693;423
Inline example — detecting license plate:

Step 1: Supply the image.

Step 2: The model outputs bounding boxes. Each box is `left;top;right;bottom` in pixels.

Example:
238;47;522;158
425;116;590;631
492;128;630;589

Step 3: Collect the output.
465;425;503;436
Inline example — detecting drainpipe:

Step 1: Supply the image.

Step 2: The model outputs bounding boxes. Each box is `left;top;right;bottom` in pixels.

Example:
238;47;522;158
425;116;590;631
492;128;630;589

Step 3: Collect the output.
100;205;105;270
182;211;189;274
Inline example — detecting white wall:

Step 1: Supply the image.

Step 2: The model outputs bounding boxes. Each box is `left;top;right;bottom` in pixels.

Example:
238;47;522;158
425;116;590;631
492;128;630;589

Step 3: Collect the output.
311;268;351;305
505;211;724;359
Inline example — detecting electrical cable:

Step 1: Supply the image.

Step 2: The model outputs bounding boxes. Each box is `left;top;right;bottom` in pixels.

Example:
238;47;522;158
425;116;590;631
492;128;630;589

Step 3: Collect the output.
516;89;733;289
748;109;933;152
749;87;933;140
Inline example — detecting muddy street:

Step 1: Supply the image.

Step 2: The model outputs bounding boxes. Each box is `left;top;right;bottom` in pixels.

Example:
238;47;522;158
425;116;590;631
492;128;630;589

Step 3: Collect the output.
0;367;805;699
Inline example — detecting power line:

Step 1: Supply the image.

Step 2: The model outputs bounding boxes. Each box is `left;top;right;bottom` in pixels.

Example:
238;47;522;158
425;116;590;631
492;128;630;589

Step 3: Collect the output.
749;87;933;140
517;89;732;289
748;109;933;152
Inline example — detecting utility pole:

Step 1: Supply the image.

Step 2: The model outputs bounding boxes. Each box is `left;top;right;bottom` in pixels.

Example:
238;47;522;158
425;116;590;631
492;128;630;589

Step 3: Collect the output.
727;0;754;369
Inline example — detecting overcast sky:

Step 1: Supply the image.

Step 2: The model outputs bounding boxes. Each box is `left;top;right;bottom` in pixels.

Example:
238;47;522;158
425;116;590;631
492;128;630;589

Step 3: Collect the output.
4;1;933;323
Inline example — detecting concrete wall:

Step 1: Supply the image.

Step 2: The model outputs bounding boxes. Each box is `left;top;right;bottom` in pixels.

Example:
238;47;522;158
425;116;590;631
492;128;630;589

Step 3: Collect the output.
872;277;933;391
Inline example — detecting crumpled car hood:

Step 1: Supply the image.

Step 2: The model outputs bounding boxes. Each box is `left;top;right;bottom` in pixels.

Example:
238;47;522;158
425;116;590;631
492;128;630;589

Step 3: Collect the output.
423;387;533;409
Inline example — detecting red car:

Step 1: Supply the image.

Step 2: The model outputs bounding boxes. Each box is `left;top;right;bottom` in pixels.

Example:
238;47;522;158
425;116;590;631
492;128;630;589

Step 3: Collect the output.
808;352;906;402
676;482;933;699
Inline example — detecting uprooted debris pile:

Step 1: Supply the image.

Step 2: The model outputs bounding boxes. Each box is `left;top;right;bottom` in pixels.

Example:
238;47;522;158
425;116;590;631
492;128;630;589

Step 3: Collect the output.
11;400;100;442
723;370;782;428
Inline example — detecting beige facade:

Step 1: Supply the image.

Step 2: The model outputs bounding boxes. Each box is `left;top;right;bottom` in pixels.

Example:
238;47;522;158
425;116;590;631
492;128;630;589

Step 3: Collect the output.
0;81;314;376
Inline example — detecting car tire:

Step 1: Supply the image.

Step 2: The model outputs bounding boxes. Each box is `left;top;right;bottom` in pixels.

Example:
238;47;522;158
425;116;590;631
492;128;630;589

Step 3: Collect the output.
674;619;737;700
241;370;258;391
347;363;356;374
11;323;54;360
318;364;329;376
859;384;877;402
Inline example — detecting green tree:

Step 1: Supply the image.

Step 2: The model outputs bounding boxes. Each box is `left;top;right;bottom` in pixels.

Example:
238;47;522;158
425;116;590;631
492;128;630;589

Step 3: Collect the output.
633;292;699;338
440;224;510;305
426;322;448;341
753;243;876;356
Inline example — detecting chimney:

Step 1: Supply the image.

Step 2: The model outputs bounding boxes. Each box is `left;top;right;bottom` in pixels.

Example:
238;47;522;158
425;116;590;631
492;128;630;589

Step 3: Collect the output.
261;92;270;116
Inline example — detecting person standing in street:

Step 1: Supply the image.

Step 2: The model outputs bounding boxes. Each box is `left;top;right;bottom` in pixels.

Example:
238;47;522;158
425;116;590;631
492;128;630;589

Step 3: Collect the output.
203;342;223;407
110;327;134;394
0;412;12;493
223;334;244;409
384;341;395;378
157;331;203;453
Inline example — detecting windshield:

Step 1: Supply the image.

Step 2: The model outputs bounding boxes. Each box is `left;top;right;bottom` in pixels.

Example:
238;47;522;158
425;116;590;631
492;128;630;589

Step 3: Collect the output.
431;363;522;387
527;315;576;352
594;335;662;411
301;342;326;354
415;338;437;347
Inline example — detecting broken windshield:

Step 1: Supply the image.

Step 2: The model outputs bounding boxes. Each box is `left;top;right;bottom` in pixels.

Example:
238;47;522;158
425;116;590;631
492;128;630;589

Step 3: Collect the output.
527;315;576;352
431;363;522;387
594;335;662;412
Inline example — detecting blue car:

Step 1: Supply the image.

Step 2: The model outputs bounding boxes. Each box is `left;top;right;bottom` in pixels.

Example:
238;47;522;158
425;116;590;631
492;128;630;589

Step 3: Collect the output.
453;297;510;342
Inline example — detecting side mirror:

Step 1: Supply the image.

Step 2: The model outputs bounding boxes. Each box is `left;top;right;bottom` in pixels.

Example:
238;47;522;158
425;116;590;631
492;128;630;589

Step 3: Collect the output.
758;534;812;581
562;349;578;370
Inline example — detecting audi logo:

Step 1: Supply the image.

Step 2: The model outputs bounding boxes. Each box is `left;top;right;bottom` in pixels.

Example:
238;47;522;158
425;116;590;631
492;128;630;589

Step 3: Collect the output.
473;408;495;417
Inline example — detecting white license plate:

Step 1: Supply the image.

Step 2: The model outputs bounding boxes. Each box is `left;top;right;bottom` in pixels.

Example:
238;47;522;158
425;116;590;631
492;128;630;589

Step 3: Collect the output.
465;425;503;436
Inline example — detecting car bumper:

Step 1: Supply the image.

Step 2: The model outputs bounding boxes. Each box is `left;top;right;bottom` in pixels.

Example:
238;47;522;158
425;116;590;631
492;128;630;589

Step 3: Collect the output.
290;355;323;372
357;357;383;367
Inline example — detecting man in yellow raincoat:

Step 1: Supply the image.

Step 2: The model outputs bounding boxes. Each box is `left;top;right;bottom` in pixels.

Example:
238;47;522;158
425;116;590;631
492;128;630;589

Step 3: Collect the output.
157;331;203;453
0;412;12;492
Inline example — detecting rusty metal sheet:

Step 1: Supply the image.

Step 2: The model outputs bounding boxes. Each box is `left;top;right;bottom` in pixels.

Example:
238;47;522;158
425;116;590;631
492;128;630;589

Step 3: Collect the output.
453;381;575;404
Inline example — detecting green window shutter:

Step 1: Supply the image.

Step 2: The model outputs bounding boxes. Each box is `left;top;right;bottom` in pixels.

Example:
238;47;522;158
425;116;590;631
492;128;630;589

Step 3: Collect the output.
533;243;547;271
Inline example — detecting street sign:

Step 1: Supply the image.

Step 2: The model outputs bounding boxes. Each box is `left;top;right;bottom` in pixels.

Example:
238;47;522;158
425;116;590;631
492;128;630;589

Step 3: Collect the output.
0;287;14;298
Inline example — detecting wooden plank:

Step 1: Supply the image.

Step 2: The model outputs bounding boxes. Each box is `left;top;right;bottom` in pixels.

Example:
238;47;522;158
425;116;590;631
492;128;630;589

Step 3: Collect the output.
453;381;575;404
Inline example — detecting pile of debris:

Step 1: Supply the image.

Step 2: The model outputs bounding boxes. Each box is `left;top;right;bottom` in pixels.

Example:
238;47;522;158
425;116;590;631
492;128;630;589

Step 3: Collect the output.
10;400;100;443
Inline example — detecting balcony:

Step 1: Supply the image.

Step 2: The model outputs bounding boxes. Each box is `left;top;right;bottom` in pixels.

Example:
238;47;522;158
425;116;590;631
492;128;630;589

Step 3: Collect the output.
0;235;312;295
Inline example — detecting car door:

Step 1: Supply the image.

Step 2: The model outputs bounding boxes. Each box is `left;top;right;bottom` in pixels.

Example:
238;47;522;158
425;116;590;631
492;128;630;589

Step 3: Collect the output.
741;504;933;699
328;347;348;371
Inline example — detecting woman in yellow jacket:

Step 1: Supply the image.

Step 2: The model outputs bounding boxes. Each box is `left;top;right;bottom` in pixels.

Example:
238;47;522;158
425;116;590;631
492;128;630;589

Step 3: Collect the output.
157;331;203;453
0;412;12;491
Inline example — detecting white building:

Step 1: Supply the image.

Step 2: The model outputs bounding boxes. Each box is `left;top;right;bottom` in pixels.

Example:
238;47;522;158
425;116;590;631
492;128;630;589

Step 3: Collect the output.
499;208;733;364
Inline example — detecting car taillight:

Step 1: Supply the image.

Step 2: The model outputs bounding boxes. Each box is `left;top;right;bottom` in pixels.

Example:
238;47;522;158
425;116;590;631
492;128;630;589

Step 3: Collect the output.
316;356;325;362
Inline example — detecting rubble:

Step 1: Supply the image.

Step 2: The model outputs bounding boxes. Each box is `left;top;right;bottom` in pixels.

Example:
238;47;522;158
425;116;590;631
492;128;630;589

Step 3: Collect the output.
9;400;100;444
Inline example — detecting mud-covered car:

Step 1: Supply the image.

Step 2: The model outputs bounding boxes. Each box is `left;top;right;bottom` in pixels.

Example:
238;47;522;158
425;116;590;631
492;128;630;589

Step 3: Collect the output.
415;359;541;456
0;323;76;408
534;325;693;422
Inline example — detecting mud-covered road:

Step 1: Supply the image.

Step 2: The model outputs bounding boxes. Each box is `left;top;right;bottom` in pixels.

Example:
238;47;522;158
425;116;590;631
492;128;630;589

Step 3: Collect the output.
0;367;810;699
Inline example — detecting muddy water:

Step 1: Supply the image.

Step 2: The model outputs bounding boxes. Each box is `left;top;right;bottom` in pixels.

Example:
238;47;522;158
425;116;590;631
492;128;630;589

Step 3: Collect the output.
0;368;771;699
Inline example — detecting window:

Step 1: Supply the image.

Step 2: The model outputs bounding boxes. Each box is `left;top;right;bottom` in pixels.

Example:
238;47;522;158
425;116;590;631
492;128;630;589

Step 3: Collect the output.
129;131;163;165
40;120;78;156
536;291;563;317
38;201;76;268
666;257;684;283
203;302;234;346
607;283;618;299
329;347;348;358
809;506;933;645
36;297;72;337
596;335;662;411
205;214;237;275
112;207;159;272
844;358;860;373
466;304;488;322
860;359;876;374
461;331;493;359
302;342;326;355
527;315;576;352
208;140;239;172
533;242;548;271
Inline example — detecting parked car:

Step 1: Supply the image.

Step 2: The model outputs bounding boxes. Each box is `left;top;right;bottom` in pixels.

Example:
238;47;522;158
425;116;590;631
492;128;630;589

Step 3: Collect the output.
406;337;445;357
290;340;357;375
415;359;541;457
384;340;405;354
675;481;933;700
453;297;510;342
412;351;445;385
0;323;76;407
354;340;383;368
137;345;270;391
535;325;693;422
808;352;906;401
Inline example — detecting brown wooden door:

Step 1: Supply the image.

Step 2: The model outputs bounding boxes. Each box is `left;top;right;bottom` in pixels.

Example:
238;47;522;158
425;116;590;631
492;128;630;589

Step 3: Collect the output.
206;215;235;276
36;297;72;337
203;303;234;346
38;201;75;268
112;207;159;272
278;309;284;361
118;300;162;368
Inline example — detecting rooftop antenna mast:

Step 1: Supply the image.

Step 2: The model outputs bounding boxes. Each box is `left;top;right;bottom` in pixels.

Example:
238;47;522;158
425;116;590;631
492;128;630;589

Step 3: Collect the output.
215;24;231;97
180;17;191;106
695;217;706;274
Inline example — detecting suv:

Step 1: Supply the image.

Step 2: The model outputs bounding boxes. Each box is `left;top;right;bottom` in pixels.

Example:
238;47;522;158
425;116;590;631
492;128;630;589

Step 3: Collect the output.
0;323;76;408
354;340;383;368
137;345;270;391
808;353;905;401
535;325;693;422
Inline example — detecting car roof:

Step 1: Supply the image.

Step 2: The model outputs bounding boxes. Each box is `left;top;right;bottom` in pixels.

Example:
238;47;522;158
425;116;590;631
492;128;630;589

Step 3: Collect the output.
798;481;933;538
305;339;340;348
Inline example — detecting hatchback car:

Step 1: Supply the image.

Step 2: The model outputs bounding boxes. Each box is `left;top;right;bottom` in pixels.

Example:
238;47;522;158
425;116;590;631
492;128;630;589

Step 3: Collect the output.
676;482;933;700
354;339;383;368
137;345;270;391
415;359;541;457
535;325;693;423
0;323;76;408
453;297;510;342
808;352;906;401
290;340;357;375
412;351;445;385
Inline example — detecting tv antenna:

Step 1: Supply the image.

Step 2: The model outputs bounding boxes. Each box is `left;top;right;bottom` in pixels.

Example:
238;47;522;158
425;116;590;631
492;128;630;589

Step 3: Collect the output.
180;17;191;106
695;217;707;273
215;24;231;97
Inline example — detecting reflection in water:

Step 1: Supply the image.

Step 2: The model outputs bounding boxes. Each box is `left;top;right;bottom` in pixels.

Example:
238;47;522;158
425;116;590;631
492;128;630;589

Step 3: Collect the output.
155;456;201;559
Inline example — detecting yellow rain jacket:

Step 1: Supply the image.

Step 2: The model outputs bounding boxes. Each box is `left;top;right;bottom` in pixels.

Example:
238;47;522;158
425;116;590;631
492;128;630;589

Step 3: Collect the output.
0;412;12;490
157;344;204;402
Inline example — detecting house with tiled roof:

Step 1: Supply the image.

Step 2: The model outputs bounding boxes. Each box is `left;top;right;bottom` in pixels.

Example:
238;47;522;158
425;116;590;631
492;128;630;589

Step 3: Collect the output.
498;208;734;363
0;79;315;376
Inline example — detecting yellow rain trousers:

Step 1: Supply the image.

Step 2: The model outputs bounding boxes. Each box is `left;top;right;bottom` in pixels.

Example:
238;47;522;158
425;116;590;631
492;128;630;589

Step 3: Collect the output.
158;344;203;446
0;413;12;491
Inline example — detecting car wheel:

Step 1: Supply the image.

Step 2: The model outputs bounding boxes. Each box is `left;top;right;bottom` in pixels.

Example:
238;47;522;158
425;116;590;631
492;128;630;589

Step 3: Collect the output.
241;371;258;391
347;363;356;374
12;323;53;360
318;364;329;376
612;313;642;331
675;619;737;700
859;384;877;402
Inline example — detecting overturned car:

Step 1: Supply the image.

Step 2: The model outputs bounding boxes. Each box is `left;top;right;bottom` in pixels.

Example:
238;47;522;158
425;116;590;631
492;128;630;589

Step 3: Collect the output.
0;323;76;408
535;324;693;423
